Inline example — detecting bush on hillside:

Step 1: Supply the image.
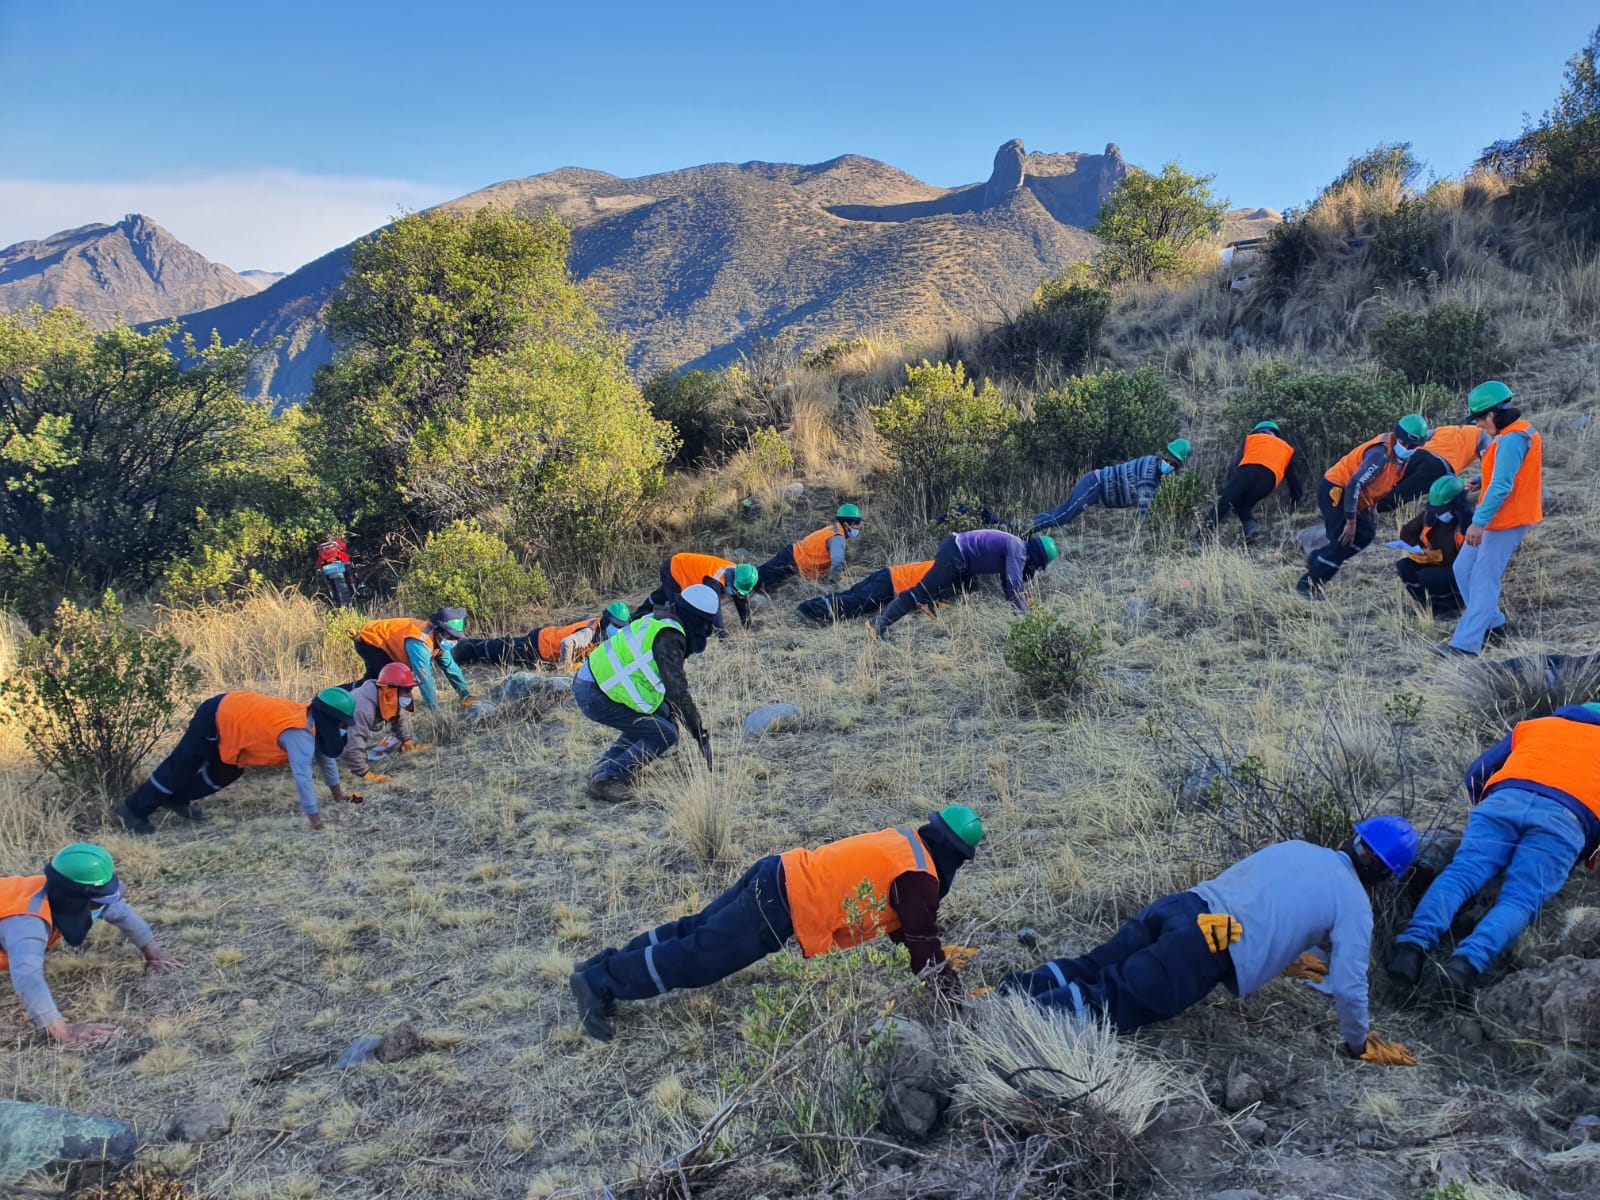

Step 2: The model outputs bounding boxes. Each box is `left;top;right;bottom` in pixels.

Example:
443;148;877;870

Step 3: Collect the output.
1508;24;1600;238
1323;142;1424;197
644;368;753;467
1369;196;1446;284
1371;303;1509;390
0;593;197;801
1004;610;1102;704
397;521;550;630
0;535;57;626
1023;368;1180;476
991;270;1112;377
1147;471;1205;545
872;361;1016;520
1091;163;1229;282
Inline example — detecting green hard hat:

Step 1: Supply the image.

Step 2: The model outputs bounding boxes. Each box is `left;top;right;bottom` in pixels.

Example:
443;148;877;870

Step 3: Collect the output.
1429;475;1465;506
1394;413;1429;446
51;843;115;887
315;687;357;719
604;601;631;624
1034;534;1059;564
1165;438;1191;464
1583;702;1600;718
837;503;861;521
937;804;984;850
1252;420;1281;434
732;564;759;596
1467;380;1515;414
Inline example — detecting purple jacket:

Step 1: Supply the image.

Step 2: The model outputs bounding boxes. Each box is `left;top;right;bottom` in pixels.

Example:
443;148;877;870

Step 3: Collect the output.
955;529;1028;613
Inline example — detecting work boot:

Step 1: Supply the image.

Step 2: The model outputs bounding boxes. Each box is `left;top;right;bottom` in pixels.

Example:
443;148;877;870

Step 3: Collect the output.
1438;955;1480;1006
1386;942;1426;993
113;801;154;836
1295;573;1324;600
569;971;615;1042
1483;623;1512;646
172;803;207;823
585;776;633;804
1240;518;1261;541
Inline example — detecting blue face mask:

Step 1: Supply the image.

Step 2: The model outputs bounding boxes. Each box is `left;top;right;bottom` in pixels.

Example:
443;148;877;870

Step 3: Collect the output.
1159;460;1175;476
1394;444;1415;461
846;527;860;539
1435;511;1455;523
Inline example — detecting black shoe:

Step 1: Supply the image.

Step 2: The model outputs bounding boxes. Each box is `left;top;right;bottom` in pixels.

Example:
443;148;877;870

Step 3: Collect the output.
1241;519;1261;541
569;971;615;1042
172;803;207;823
1438;956;1480;1006
1432;643;1478;659
586;777;633;804
114;801;154;836
1387;942;1426;991
1483;623;1512;646
1295;574;1325;599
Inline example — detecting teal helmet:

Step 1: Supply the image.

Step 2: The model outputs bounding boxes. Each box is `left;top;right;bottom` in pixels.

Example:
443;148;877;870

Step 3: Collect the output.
1393;414;1429;448
731;564;759;596
837;503;862;521
50;843;115;888
604;601;632;625
1467;380;1515;416
1428;475;1465;506
1165;438;1191;464
1252;420;1281;434
935;804;984;851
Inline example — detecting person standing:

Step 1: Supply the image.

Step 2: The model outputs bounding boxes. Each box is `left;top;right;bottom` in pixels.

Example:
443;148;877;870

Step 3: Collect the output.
1438;382;1541;657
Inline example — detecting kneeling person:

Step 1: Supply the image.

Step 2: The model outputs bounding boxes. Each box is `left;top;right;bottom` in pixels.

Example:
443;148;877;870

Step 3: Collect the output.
569;806;983;1041
339;663;428;786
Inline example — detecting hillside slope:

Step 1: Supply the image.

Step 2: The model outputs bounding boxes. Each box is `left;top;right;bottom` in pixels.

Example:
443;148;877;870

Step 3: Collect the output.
0;215;258;326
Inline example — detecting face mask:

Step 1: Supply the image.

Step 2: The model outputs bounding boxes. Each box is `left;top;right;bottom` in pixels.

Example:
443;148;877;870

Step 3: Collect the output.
399;696;413;710
1394;444;1415;461
1159;460;1175;476
846;528;860;539
1434;511;1454;523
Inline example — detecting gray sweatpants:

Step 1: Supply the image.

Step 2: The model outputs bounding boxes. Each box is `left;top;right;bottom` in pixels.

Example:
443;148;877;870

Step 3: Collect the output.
1450;525;1530;653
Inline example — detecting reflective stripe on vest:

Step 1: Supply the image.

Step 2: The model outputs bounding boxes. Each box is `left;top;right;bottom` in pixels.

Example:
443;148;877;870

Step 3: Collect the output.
357;617;433;663
1481;420;1543;530
0;875;55;970
1239;432;1294;484
537;619;598;663
216;692;307;768
779;827;936;958
587;616;685;714
1485;715;1600;819
793;523;845;579
1325;435;1400;511
1423;425;1483;473
888;560;935;595
668;553;736;593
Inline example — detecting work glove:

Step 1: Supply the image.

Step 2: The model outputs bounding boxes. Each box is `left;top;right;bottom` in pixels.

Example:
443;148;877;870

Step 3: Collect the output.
364;773;392;785
1197;913;1243;953
1282;952;1329;982
945;945;980;971
1352;1034;1417;1067
344;792;366;805
401;741;432;754
697;732;714;771
461;696;476;710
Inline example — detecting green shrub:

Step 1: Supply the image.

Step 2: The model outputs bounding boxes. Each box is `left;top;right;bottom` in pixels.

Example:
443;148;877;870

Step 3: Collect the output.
871;361;1017;519
992;272;1113;377
0;535;59;625
1371;303;1509;390
1091;162;1228;282
1023;368;1180;476
397;521;550;630
643;368;751;467
1003;610;1103;703
1369;196;1445;284
1147;471;1205;544
1224;362;1451;473
0;593;197;801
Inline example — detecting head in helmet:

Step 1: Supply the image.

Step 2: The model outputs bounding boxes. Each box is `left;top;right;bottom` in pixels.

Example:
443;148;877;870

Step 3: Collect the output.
1466;380;1520;431
730;564;760;596
428;607;468;645
1024;535;1058;578
1428;475;1465;509
42;843;123;947
1390;414;1429;460
376;663;416;718
310;686;356;759
919;804;984;896
1346;815;1420;886
601;601;632;637
675;583;722;656
1163;439;1191;470
1252;420;1281;435
837;503;863;538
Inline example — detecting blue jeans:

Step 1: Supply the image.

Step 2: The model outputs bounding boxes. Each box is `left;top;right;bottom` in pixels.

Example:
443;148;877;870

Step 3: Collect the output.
572;673;679;781
1032;471;1101;532
1450;524;1529;653
1398;787;1584;972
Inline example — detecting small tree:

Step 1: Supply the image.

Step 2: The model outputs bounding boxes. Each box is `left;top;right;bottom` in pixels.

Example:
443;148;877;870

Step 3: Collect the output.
1323;142;1424;195
1516;24;1600;236
397;521;550;630
0;593;197;801
1090;163;1228;282
1004;610;1102;704
871;361;1015;519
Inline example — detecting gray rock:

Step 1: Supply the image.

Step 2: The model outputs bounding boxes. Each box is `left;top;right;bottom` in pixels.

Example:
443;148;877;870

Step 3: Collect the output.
1207;1190;1267;1200
463;698;500;723
983;139;1026;206
1224;1070;1264;1111
1124;596;1157;624
335;1035;383;1068
494;672;573;703
782;483;805;502
167;1102;230;1143
0;1099;138;1187
1478;955;1600;1042
1236;1117;1270;1143
868;1018;947;1140
1560;910;1600;959
742;703;803;737
1016;928;1042;950
1296;524;1324;555
337;1022;430;1069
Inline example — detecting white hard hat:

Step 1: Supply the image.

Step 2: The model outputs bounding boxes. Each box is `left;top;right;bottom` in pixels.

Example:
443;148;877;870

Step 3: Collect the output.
679;584;721;618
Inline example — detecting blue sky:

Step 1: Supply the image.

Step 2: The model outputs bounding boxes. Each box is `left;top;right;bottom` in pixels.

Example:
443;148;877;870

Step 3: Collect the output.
1;0;1591;272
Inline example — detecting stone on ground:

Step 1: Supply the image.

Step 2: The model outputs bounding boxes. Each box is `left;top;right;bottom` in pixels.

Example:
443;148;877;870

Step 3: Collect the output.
495;672;572;703
868;1018;947;1141
1479;955;1600;1042
742;703;803;737
166;1102;230;1143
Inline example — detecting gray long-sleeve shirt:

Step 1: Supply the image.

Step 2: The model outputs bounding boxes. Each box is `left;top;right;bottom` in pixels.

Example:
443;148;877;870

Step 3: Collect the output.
2;900;153;1027
282;725;340;815
1192;841;1373;1051
338;680;416;778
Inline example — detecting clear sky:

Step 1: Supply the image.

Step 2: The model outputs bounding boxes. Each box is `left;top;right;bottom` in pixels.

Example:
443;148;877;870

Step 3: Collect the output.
1;0;1591;273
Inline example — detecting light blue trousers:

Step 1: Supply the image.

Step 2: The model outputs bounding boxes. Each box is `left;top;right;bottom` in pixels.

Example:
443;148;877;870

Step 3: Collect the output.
1450;524;1529;653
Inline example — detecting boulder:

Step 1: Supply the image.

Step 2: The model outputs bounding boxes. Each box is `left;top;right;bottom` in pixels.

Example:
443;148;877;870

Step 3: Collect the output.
868;1018;947;1141
1295;525;1324;555
494;672;573;703
0;1099;139;1187
462;698;500;723
166;1102;230;1144
783;483;805;502
1478;955;1600;1042
1224;1070;1265;1111
742;703;803;737
983;139;1027;207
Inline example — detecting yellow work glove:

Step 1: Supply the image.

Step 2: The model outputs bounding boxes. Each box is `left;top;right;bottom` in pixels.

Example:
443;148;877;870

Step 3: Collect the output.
401;741;432;754
364;773;392;785
945;945;980;970
1197;913;1243;953
1283;952;1328;982
461;696;476;710
1356;1034;1417;1067
344;792;365;805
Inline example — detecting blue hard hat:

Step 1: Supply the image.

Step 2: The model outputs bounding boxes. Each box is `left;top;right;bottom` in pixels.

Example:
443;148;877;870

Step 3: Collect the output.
1353;815;1420;876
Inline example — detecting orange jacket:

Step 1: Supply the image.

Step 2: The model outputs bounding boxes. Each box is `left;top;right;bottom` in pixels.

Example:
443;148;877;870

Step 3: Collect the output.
888;560;935;595
216;692;308;768
1422;425;1484;473
780;827;937;958
356;617;434;664
0;875;54;970
1325;435;1401;511
537;618;599;663
1481;420;1543;530
793;522;847;580
1485;715;1600;820
668;553;736;593
1239;432;1295;484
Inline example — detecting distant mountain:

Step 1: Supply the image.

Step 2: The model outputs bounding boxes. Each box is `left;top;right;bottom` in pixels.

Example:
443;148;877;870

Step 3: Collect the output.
0;214;259;326
239;269;287;291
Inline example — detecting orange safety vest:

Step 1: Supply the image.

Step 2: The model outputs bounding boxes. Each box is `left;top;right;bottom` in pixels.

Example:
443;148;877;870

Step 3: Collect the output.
0;875;54;970
888;560;935;595
356;617;434;664
1485;715;1600;819
668;553;736;592
1325;435;1400;511
1406;516;1465;565
780;827;937;958
1480;420;1543;530
1239;432;1294;484
1422;425;1483;473
793;522;847;580
537;618;599;663
215;692;308;768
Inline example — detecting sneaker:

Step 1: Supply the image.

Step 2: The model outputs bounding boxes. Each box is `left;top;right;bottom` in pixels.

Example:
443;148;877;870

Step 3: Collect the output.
569;971;615;1042
1438;955;1480;1006
585;777;633;804
113;801;154;836
1432;643;1478;659
1386;942;1426;991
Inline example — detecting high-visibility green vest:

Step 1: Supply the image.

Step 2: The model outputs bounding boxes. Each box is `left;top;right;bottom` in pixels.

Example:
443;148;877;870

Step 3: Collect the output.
587;616;684;714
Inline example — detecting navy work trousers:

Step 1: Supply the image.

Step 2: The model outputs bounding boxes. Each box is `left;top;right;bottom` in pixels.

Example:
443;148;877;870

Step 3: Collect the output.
796;568;896;623
1304;479;1376;585
573;672;679;781
124;695;245;817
